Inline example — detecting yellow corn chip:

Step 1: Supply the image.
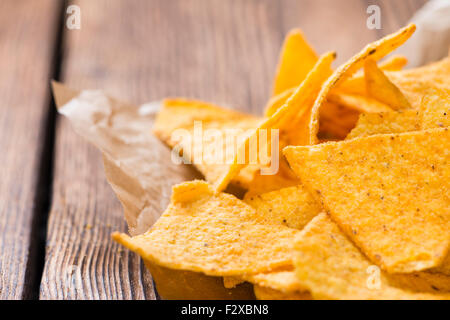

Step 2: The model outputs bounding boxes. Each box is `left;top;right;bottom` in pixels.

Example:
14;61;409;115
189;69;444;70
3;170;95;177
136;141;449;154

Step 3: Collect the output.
215;52;335;191
346;110;420;139
365;59;411;110
272;29;318;96
328;92;393;113
285;128;450;273
420;87;450;129
244;185;321;230
243;172;299;198
336;55;408;96
147;262;255;300
112;180;301;276
254;285;312;300
154;98;263;189
386;56;450;109
317;102;361;141
294;213;450;300
308;24;416;144
432;254;450;276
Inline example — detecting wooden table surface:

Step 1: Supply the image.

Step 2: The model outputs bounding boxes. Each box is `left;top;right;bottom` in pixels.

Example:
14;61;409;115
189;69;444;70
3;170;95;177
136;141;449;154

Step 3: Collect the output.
0;0;427;300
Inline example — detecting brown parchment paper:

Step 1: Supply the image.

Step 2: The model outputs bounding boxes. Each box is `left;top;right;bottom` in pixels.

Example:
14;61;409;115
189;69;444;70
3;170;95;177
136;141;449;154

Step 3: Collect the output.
52;81;200;236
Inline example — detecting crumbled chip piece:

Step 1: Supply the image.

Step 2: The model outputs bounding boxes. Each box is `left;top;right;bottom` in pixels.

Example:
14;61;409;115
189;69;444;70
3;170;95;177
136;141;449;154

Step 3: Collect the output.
285;128;450;273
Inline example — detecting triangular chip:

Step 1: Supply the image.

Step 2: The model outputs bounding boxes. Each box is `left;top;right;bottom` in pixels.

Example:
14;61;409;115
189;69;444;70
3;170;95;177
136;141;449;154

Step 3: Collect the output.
294;213;450;300
364;59;411;110
272;29;318;96
386;56;450;109
420;87;450;129
307;24;416;144
154;98;263;189
112;180;301;276
285;128;450;273
346;110;420;139
244;185;321;230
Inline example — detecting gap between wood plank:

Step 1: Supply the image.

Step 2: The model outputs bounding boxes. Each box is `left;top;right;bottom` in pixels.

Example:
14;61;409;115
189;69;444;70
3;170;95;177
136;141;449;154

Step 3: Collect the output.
22;0;67;300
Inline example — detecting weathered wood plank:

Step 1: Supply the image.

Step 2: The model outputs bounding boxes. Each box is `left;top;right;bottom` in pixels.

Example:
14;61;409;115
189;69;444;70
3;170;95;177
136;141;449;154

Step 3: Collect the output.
40;0;426;299
39;0;284;300
0;0;61;299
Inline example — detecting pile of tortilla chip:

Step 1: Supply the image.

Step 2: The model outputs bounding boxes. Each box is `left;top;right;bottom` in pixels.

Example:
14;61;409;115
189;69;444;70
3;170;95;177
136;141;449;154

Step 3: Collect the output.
58;23;450;299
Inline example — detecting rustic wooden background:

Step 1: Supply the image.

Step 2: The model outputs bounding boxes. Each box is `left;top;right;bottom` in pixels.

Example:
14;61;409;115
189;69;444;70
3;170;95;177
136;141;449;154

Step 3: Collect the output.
0;0;427;300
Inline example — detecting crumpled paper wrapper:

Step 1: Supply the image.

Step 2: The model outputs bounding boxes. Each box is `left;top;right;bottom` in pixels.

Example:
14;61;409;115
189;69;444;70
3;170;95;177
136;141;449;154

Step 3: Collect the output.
52;82;200;236
395;0;450;67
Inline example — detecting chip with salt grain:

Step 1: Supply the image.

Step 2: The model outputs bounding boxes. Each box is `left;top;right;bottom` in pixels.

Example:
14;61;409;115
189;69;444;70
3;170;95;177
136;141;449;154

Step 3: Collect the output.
294;213;450;300
112;180;301;276
285;128;450;273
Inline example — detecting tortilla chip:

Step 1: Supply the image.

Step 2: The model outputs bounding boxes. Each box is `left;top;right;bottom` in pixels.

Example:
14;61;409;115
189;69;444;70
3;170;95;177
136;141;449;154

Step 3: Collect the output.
112;180;301;276
146;262;255;300
307;24;416;144
272;29;318;96
254;285;312;300
243;172;299;198
335;55;408;96
215;52;335;191
377;55;408;71
328;92;393;113
346;110;420;139
244;185;321;230
154;99;264;189
284;128;450;273
294;213;450;300
386;56;450;109
432;254;450;276
365;59;411;110
420;87;450;129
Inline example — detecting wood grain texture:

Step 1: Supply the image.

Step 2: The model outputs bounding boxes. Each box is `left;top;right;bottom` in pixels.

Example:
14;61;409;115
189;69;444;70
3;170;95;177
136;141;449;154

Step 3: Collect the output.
39;0;426;299
0;0;60;299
